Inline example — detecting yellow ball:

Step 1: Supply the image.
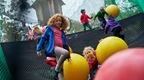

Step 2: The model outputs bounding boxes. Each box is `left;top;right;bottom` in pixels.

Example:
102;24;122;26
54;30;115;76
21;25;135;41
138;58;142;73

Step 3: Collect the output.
63;53;89;80
96;36;128;64
105;5;120;17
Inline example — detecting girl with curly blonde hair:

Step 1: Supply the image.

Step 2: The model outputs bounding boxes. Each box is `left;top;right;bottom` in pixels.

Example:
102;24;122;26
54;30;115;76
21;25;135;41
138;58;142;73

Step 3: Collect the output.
36;13;70;80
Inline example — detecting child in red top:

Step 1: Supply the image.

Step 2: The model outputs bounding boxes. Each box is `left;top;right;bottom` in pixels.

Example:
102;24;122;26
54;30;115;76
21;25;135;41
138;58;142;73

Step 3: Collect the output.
80;9;92;31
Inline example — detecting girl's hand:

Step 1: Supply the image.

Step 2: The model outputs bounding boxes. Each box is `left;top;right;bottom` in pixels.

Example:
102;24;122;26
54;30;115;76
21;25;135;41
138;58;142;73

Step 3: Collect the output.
67;52;71;61
37;51;42;57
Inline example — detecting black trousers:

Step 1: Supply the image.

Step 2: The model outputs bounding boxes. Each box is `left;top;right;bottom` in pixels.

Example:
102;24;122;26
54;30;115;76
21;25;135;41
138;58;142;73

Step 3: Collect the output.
98;18;106;29
112;27;125;40
83;23;92;31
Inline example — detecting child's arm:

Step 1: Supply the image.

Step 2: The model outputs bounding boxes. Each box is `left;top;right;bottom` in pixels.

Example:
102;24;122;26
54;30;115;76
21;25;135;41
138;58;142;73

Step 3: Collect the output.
94;12;99;21
36;27;50;55
87;14;92;19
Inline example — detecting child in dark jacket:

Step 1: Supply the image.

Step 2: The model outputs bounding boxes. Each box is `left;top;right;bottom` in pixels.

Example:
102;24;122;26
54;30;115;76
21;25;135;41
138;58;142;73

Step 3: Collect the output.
94;7;108;30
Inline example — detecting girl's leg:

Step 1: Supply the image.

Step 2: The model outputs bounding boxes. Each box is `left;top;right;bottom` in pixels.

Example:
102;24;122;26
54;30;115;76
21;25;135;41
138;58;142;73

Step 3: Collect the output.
54;46;69;71
54;46;69;80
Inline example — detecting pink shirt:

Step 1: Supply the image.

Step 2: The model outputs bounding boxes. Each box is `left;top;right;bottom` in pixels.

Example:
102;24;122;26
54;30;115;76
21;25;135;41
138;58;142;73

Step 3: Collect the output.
53;27;63;47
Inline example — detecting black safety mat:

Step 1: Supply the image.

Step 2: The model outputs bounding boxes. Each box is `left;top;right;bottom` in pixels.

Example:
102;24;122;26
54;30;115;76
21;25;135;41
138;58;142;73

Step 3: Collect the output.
1;13;144;80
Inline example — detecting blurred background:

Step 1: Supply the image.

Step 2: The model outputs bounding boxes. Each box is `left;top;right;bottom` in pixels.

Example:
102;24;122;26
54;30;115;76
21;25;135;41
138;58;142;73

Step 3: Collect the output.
0;0;144;42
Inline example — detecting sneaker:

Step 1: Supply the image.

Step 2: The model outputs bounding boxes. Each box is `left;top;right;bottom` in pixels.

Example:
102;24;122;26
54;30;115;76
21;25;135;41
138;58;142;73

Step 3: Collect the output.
54;70;59;80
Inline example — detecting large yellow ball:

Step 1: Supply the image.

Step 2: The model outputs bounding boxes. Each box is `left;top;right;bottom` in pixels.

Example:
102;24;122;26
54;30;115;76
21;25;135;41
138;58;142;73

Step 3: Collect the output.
96;36;128;64
105;5;120;17
63;53;89;80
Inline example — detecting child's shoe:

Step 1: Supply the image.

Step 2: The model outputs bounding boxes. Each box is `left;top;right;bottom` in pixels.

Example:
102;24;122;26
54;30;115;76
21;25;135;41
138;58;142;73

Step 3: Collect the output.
54;70;60;80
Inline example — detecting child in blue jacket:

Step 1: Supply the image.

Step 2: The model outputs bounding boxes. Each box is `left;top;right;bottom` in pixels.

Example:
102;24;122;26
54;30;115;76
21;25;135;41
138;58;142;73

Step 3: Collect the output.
36;14;70;80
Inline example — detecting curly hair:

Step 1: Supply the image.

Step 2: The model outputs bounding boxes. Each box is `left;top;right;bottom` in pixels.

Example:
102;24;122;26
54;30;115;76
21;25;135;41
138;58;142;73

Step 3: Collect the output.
47;13;69;30
83;46;95;56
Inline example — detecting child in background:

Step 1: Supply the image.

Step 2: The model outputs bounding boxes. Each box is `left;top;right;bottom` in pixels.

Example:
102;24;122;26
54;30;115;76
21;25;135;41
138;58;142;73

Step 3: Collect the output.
36;14;70;80
94;7;108;30
33;26;42;40
80;9;92;31
105;15;125;40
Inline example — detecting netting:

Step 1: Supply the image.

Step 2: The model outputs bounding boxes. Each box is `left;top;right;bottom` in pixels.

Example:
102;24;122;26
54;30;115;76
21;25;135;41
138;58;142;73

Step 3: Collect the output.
131;0;144;11
0;45;11;80
105;0;144;20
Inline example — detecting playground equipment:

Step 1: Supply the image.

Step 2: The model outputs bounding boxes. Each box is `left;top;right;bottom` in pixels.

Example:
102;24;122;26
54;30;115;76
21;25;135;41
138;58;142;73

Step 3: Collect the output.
96;36;128;64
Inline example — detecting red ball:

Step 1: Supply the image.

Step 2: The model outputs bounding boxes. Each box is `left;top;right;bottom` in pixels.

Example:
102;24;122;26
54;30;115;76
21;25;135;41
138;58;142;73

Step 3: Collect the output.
95;48;144;80
45;57;57;67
